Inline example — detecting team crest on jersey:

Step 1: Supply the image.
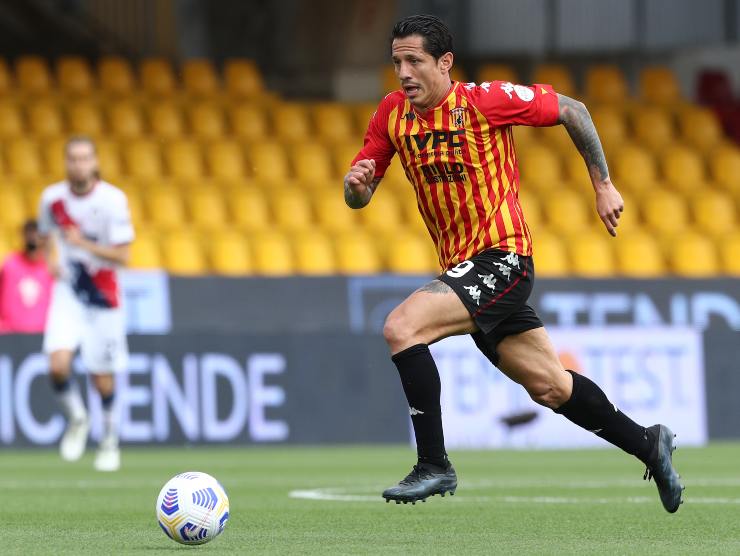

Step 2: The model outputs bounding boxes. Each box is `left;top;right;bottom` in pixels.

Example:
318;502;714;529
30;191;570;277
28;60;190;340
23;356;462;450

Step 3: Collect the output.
450;107;467;128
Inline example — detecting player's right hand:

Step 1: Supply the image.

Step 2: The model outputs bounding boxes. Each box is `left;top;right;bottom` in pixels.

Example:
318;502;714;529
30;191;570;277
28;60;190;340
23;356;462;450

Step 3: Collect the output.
344;159;376;191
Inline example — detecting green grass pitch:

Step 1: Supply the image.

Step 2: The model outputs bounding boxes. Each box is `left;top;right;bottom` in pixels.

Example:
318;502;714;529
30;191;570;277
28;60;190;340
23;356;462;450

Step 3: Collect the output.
3;443;740;555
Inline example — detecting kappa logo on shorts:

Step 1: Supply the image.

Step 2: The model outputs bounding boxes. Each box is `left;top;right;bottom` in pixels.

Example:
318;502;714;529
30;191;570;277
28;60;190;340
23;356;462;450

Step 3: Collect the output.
501;252;520;269
478;273;496;291
463;285;482;305
493;262;512;280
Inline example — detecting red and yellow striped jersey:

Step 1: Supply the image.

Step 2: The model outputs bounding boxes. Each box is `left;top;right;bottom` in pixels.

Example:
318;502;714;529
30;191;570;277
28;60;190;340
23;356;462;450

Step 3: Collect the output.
353;80;559;270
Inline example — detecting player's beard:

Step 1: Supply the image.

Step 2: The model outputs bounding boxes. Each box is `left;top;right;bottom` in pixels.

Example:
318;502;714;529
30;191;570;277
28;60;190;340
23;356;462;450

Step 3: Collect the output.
68;169;98;194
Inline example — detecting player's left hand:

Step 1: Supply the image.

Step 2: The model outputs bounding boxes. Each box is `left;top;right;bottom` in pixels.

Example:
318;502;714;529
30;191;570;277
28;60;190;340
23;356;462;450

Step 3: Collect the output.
63;226;86;247
594;178;624;237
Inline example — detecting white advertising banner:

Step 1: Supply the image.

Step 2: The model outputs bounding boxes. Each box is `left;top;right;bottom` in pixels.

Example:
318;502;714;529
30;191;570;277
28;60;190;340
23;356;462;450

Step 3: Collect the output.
430;326;707;449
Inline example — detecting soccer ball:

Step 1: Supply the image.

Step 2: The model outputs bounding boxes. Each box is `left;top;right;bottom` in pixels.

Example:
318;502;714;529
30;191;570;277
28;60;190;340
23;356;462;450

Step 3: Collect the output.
156;471;230;545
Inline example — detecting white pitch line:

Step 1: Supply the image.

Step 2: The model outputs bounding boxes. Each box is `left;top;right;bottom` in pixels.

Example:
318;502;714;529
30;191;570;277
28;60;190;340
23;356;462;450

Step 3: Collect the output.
288;488;740;505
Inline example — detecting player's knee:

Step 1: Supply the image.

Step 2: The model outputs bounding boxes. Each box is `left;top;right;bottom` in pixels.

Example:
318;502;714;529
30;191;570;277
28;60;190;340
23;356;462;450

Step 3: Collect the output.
383;310;415;352
49;358;71;379
525;377;570;409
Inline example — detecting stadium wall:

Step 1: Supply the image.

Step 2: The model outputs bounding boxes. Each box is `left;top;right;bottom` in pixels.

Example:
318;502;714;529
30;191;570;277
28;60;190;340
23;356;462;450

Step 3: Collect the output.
0;275;737;448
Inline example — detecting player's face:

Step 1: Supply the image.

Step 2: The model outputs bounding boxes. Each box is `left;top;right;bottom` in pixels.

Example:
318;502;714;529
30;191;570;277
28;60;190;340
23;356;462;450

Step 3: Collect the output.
391;35;453;111
65;142;98;185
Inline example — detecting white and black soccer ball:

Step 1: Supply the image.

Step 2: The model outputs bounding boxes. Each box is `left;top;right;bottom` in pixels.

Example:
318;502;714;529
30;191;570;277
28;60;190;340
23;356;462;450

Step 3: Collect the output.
156;471;230;545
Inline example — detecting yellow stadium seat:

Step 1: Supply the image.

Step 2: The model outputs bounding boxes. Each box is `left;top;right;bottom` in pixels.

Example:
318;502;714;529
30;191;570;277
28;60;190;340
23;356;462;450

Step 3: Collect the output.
569;231;616;277
531;231;568;277
230;105;269;140
210;231;252;275
612;144;658;194
543;189;590;234
250;231;295;275
0;58;12;94
140;58;177;96
67;101;104;136
108;101;144;138
450;66;467;83
642;189;689;235
27;101;64;138
332;142;364;178
230;187;270;231
224;59;264;98
188;103;225;139
145;187;186;230
532;64;575;97
42;137;67;178
615;231;666;276
314;188;358;232
359;190;403;232
585;65;628;104
313;103;355;143
677;106;723;153
121;187;144;227
249;141;290;181
98;56;135;95
24;183;46;214
590;106;627;153
273;103;312;143
0;189;28;229
0;232;9;261
293;231;337;275
388;232;437;274
165;140;205;180
0;101;25;138
691;189;737;237
669;232;719;277
532;125;572;156
562;150;593;189
206;140;246;180
162;231;207;275
187;188;227;230
270;189;313;231
16;56;52;93
709;144;740;195
6;138;43;178
354;103;377;133
95;139;122;177
129;230;162;269
123;140;163;179
660;145;706;194
632;106;675;154
518;189;543;235
639;66;681;105
720;232;740;275
518;144;563;191
148;103;185;139
476;63;518;85
335;233;381;274
291;142;334;186
381;66;399;94
57;56;94;94
182;59;219;97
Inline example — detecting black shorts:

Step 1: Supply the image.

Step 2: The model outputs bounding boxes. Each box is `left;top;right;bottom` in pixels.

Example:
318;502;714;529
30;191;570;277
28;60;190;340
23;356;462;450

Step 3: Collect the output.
437;248;543;365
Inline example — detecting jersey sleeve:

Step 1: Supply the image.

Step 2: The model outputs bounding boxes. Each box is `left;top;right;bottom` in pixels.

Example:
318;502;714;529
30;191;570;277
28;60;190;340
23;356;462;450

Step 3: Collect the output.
468;81;560;127
108;193;135;245
351;94;397;179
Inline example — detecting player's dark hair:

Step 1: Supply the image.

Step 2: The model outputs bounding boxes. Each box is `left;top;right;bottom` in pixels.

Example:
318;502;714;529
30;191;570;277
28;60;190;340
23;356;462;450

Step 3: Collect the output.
22;219;37;234
391;14;453;59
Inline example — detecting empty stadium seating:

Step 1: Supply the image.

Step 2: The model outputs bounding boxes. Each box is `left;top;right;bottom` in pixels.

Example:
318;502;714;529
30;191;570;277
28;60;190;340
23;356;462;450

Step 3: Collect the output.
0;56;736;277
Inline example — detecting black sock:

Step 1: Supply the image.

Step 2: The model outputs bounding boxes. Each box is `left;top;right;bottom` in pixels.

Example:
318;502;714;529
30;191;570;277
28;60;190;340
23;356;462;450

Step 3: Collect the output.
555;370;653;465
101;392;115;409
391;344;447;468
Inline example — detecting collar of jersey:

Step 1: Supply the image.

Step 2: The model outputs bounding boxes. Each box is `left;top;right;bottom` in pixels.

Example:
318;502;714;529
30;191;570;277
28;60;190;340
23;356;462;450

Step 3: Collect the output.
66;179;99;198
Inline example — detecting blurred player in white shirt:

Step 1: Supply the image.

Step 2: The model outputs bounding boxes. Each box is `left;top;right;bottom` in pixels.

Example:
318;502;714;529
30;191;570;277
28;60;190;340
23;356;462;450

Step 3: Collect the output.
38;136;134;472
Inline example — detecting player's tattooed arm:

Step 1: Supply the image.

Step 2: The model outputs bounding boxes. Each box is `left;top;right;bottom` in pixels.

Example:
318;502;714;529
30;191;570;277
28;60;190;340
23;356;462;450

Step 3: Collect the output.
416;280;453;294
557;94;609;183
557;94;624;237
344;176;380;208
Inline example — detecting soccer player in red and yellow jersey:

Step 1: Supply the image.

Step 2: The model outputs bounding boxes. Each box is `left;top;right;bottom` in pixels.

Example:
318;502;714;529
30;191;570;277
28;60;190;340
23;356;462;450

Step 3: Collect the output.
345;15;683;512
